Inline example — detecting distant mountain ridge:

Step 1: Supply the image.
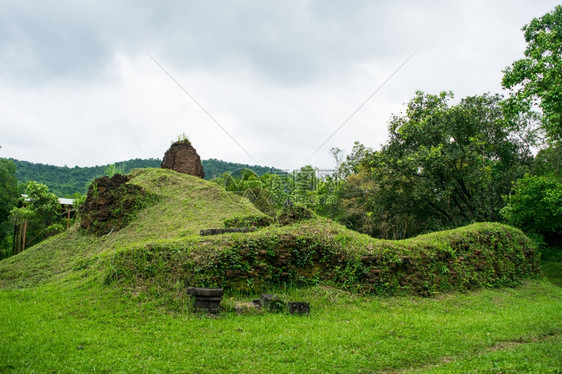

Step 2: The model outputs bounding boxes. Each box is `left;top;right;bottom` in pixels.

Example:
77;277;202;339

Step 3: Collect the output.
10;158;281;197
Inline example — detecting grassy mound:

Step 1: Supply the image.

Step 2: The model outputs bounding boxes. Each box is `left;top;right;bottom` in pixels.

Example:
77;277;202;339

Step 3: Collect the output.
0;168;540;298
0;168;265;288
108;220;539;299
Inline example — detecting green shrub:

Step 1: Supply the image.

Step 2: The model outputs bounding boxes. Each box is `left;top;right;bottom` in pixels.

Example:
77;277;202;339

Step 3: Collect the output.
501;174;562;247
277;204;314;226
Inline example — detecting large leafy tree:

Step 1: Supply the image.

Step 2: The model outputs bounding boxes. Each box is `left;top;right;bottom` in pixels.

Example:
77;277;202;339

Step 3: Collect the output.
10;181;64;253
0;159;18;220
0;159;19;258
502;5;562;142
501;142;562;249
363;91;531;238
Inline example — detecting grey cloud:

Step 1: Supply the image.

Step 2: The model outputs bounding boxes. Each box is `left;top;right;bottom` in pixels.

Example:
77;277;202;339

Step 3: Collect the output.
1;1;423;87
1;0;560;169
0;2;110;85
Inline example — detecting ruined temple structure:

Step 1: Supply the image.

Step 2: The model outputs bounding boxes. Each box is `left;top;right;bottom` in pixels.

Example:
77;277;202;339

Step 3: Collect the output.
80;174;148;235
161;139;205;179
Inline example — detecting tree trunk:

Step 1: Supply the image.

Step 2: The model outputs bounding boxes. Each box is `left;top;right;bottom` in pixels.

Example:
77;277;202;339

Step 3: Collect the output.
22;220;27;252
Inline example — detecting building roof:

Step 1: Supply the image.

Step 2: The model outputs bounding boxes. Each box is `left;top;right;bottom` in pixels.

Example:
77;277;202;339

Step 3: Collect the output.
21;194;75;206
59;198;75;206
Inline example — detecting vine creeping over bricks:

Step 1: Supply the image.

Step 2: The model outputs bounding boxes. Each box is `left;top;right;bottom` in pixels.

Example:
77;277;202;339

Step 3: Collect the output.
107;220;540;297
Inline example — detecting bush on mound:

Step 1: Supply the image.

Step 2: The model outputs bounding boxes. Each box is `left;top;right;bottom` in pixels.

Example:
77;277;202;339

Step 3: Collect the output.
276;204;315;226
107;221;540;297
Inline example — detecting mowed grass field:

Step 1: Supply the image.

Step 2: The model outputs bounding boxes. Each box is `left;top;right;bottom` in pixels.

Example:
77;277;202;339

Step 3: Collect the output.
1;272;560;373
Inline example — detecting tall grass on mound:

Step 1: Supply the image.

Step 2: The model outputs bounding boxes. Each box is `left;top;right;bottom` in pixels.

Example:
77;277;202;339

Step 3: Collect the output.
107;221;540;301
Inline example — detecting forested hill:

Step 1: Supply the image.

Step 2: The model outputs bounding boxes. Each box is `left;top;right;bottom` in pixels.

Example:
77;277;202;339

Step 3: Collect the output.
201;158;282;180
11;158;161;196
11;158;281;197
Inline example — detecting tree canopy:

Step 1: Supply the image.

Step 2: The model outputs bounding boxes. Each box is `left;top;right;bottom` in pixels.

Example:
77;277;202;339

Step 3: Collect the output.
350;92;531;238
0;159;18;222
502;5;562;142
11;158;281;197
0;159;19;258
10;181;66;253
501;174;562;245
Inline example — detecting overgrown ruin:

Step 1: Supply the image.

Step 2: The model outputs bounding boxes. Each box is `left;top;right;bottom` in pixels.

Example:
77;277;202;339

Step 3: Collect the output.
80;174;151;235
161;139;205;179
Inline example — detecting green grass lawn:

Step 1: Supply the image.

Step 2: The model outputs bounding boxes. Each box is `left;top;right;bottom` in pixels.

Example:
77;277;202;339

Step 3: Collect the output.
542;259;562;287
1;276;560;373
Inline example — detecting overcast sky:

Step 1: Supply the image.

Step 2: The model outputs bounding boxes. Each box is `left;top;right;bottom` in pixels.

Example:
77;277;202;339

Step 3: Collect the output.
0;1;558;170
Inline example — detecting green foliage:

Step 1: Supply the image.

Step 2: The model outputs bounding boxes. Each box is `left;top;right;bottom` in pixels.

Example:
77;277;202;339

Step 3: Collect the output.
277;204;315;225
11;158;281;195
215;164;344;221
174;132;191;145
332;163;380;235
502;5;562;142
329;147;344;169
104;163;125;178
338;141;370;178
0;159;18;218
246;187;278;216
222;168;263;196
356;91;531;238
501;139;562;255
19;182;61;223
205;159;283;180
533;142;562;178
0;159;18;259
501;174;562;245
213;168;277;216
9;181;67;253
11;158;161;196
